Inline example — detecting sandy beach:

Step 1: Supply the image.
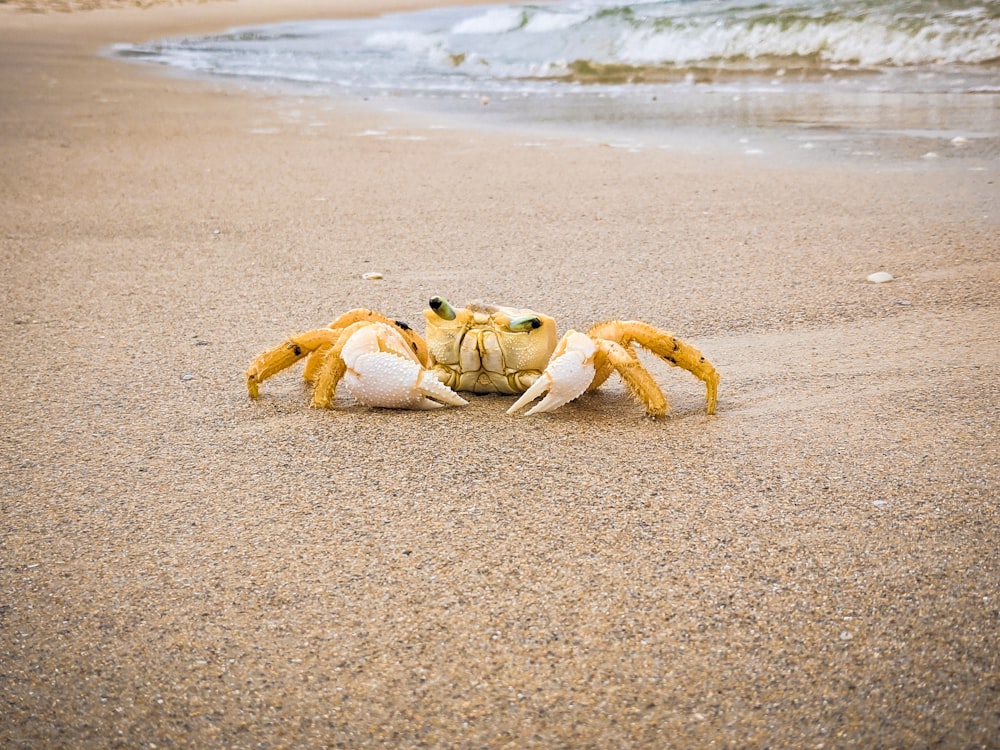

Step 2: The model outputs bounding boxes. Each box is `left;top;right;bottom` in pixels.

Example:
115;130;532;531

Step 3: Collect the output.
2;1;998;747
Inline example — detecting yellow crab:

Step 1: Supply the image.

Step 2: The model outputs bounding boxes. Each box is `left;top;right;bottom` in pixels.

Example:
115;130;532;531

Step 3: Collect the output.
245;297;719;417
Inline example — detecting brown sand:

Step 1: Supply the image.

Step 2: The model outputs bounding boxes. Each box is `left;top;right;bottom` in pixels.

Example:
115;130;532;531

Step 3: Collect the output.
2;1;998;747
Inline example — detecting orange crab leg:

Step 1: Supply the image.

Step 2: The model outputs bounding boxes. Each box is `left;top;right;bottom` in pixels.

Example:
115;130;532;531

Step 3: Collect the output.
587;320;720;415
246;327;344;399
296;310;406;384
310;323;366;409
593;339;670;418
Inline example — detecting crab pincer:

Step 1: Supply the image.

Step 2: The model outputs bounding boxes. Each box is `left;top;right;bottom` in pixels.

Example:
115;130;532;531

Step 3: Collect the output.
335;323;469;410
506;331;597;415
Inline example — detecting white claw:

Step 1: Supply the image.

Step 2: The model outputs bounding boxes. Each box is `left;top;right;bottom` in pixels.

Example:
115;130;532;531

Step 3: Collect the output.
415;369;470;408
507;330;597;415
341;324;468;409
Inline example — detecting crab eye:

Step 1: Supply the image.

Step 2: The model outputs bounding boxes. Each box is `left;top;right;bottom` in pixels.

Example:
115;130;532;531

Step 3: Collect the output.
509;315;542;332
394;320;411;331
429;296;456;321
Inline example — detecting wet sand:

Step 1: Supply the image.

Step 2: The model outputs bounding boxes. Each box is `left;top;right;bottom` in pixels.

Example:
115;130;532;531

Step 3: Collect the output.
2;1;998;747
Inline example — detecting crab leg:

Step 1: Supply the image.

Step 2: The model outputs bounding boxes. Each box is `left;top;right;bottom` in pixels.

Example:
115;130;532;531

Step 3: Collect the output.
246;328;343;399
588;320;720;415
507;330;597;415
592;339;670;418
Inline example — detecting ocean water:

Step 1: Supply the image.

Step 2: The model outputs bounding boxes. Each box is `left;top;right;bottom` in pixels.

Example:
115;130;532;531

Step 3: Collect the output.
116;0;1000;162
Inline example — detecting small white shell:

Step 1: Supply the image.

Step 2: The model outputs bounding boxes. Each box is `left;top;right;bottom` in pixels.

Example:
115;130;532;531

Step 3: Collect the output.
866;271;894;284
361;272;384;281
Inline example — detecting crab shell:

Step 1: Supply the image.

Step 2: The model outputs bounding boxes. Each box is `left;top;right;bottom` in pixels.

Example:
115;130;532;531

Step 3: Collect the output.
423;300;558;394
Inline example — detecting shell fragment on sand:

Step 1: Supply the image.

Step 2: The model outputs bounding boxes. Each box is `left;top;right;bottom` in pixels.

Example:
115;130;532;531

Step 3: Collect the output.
867;271;894;283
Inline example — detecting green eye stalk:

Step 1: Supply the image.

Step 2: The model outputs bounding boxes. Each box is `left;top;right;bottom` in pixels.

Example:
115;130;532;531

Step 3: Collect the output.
509;315;542;332
429;296;456;320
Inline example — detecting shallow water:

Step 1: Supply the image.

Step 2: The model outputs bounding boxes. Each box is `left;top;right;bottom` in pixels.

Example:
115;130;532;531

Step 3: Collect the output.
115;0;1000;164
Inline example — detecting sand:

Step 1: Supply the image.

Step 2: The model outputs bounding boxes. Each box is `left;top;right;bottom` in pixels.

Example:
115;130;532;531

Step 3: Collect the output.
2;1;998;747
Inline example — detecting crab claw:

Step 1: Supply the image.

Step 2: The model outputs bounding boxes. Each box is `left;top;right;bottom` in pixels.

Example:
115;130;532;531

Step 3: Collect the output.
342;324;468;409
507;330;597;416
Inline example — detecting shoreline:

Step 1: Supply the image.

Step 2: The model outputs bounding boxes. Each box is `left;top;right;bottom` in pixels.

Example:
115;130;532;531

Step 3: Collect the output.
13;0;997;169
2;1;998;748
102;1;1000;170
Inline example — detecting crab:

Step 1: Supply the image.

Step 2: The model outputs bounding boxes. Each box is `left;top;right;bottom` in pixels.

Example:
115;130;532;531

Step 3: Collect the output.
245;297;719;417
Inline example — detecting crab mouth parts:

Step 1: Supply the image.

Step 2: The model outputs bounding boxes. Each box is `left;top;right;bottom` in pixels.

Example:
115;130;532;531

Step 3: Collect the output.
432;329;542;395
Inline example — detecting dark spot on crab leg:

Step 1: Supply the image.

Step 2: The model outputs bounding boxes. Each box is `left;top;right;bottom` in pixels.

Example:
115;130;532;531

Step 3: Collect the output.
391;320;421;353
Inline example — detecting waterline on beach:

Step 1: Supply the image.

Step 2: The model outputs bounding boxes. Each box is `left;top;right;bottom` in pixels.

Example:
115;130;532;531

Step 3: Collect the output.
114;0;1000;165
